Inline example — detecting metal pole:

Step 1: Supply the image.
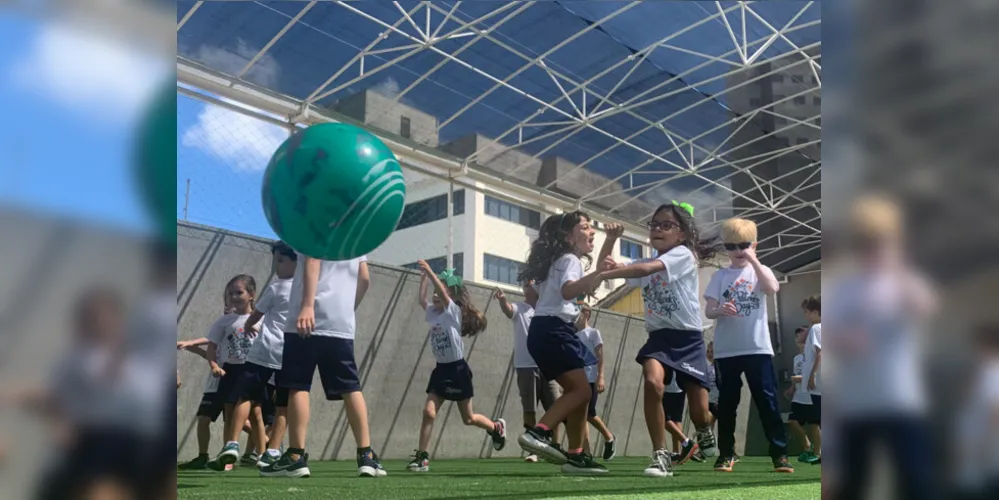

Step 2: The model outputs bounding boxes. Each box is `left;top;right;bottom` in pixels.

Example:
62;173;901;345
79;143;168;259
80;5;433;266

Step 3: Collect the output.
183;179;191;220
446;179;454;270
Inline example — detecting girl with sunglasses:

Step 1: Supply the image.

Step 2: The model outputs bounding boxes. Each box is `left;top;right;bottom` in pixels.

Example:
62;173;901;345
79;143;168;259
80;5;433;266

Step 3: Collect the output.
598;201;719;478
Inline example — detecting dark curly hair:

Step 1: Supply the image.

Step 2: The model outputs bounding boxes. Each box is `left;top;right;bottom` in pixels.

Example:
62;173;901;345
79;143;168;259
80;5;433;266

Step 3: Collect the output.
518;211;592;284
652;204;718;265
448;284;487;337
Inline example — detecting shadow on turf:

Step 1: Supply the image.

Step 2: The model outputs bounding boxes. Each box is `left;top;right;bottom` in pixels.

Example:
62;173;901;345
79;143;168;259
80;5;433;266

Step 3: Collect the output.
419;477;819;500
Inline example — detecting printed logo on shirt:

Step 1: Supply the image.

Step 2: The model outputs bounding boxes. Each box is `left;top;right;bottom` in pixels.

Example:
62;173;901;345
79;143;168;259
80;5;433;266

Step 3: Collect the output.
643;274;679;318
721;278;761;317
226;327;253;361
429;325;453;360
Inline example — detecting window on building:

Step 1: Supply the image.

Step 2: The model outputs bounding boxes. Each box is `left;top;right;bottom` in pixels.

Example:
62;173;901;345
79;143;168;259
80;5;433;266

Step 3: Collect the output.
813;96;821;106
402;253;464;276
620;239;644;259
794;96;806;105
400;116;411;139
483;254;523;285
484;196;541;229
749;97;762;108
397;190;465;230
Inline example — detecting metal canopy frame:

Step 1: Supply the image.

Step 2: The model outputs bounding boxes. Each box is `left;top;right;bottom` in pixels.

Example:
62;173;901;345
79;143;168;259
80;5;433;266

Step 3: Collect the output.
176;0;821;272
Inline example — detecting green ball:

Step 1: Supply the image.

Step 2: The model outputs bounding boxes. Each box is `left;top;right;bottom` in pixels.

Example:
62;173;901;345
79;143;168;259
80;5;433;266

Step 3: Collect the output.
262;123;406;260
135;81;178;245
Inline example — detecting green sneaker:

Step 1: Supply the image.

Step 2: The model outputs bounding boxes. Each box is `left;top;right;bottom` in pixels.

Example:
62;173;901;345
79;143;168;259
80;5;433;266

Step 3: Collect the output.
805;454;822;465
207;442;240;471
240;452;260;465
256;452;280;469
178;454;209;470
260;451;311;478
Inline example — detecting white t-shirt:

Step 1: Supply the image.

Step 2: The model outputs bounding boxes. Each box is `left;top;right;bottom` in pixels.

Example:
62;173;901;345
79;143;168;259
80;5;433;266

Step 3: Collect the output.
792;353;812;405
707;363;719;403
956;361;999;488
627;246;702;332
202;346;225;394
206;313;253;365
287;255;367;339
247;278;292;369
426;299;464;364
802;323;822;396
666;373;684;394
511;302;536;368
534;254;584;323
705;265;773;358
576;327;603;383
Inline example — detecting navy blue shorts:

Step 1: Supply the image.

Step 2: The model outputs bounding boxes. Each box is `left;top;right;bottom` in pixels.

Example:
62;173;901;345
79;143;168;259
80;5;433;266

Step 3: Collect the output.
636;328;710;389
527;316;598;382
230;361;277;405
427;359;475;401
662;392;686;423
279;333;361;401
216;362;246;405
810;394;822;425
262;384;277;426
196;392;226;422
790;402;817;425
588;383;598;418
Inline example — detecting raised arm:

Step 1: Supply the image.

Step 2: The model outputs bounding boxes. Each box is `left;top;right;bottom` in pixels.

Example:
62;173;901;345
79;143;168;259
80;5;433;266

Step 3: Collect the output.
355;261;370;311
419;273;430;309
418;260;451;304
244;310;265;337
598;259;665;281
177;337;211;350
495;288;514;319
745;248;779;295
597;223;624;264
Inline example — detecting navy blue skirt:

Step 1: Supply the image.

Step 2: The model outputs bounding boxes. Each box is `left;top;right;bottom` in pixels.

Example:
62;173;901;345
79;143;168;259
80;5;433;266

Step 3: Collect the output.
427;359;475;401
636;328;710;389
527;315;598;382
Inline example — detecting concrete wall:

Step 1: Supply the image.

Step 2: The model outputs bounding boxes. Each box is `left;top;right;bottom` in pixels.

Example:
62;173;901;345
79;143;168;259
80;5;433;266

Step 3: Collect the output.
176;222;763;460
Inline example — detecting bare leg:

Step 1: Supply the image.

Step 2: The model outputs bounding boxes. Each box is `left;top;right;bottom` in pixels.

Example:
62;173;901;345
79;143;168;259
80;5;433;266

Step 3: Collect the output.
665;420;686;452
681;379;712;429
287;390;310;453
267;407;287;451
456;399;498;432
588;416;614;441
642;359;668;451
788;420;811;452
549;370;591;452
419;394;444;451
806;424;822;457
225;400;252;442
249;404;267;455
342;391;371;448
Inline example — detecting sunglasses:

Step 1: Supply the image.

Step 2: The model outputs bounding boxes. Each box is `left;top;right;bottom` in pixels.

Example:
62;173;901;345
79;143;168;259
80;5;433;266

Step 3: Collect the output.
647;221;680;231
723;242;753;251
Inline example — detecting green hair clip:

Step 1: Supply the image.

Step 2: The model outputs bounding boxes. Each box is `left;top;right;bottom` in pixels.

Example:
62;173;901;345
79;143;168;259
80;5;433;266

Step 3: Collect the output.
671;200;694;218
438;268;463;288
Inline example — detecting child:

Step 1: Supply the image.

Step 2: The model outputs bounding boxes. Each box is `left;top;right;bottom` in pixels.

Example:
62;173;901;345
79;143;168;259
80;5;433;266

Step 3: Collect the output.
786;326;815;463
515;211;614;475
495;283;563;463
407;262;505;472
221;241;297;469
598;201;718;478
706;340;719;424
801;295;822;465
259;253;384;478
704;217;793;473
575;305;616;460
662;374;689;462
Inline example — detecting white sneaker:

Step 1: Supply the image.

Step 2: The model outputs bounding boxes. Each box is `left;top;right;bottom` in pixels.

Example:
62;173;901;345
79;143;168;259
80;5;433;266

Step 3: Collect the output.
643;449;673;478
524;454;539;462
696;429;718;457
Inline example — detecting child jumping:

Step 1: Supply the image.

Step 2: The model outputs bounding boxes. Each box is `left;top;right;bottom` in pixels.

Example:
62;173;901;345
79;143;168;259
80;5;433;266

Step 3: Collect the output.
705;217;793;473
575;305;616;460
495;283;562;463
598;201;718;478
407;261;505;472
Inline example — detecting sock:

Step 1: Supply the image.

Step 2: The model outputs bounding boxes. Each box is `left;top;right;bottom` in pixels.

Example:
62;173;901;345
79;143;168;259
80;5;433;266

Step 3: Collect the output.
535;423;550;432
226;441;239;448
266;448;281;457
288;447;305;459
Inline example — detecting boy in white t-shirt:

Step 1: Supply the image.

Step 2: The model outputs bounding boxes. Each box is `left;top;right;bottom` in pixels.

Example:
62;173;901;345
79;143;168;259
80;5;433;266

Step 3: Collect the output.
495;282;562;462
575;306;617;461
704;218;792;473
259;254;384;479
800;295;822;465
785;326;815;462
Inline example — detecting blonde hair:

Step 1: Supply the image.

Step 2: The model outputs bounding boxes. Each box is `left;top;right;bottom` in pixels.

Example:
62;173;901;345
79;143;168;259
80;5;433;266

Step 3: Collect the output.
720;218;758;243
850;194;902;242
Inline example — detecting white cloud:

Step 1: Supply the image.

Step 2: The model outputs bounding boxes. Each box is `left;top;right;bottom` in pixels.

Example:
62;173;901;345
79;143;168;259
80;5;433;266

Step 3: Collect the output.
192;39;280;89
10;23;170;125
181;98;290;172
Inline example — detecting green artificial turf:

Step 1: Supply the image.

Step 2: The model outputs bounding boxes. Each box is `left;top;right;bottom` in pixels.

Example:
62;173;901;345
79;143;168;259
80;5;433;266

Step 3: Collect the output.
178;456;821;500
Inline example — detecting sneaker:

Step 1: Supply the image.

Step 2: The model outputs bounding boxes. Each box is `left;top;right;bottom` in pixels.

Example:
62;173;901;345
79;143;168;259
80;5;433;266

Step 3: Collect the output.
643;449;673;478
259;452;311;478
561;451;609;475
406;450;430;472
733;453;741;464
524;454;539;462
206;442;240;471
696;428;717;457
177;454;209;470
773;456;794;473
358;449;387;477
797;451;812;463
517;426;568;465
602;438;617;461
240;452;260;465
691;450;707;463
674;438;700;465
490;419;507;451
806;454;821;465
714;455;735;472
256;452;279;469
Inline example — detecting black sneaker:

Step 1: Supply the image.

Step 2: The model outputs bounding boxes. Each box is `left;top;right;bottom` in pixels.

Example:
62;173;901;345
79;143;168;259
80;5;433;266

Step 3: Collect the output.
713;455;735;472
561;451;609;475
643;449;673;477
674;438;700;465
696;428;717;457
178;454;209;470
259;452;311;478
691;450;707;463
490;419;507;451
358;449;387;477
773;455;794;473
517;426;568;465
406;450;429;472
602;438;616;460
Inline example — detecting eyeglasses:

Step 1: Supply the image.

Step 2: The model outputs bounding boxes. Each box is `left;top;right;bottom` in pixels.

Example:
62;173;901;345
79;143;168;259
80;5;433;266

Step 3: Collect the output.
647;221;679;231
723;242;753;251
